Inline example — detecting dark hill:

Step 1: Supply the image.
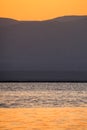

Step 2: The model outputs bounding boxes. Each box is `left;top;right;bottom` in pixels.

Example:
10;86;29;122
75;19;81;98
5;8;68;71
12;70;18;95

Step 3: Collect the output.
46;15;87;22
0;18;19;27
0;16;87;81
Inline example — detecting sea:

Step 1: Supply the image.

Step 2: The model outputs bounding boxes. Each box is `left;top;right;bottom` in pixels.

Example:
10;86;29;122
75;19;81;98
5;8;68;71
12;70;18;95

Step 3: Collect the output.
0;83;87;130
0;83;87;107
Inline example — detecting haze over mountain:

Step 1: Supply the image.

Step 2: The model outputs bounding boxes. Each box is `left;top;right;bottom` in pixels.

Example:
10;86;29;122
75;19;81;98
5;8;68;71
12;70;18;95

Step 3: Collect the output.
0;16;87;81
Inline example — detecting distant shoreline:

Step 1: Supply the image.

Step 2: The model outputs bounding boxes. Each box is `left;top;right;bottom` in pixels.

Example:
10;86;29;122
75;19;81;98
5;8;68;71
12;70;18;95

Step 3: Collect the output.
0;71;87;82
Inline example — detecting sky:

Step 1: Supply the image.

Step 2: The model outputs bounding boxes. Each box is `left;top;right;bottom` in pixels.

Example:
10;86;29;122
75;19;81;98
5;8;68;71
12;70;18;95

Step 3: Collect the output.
0;0;87;21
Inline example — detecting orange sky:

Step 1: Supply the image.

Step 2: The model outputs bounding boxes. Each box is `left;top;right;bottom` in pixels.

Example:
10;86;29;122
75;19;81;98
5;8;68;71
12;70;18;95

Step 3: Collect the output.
0;0;87;20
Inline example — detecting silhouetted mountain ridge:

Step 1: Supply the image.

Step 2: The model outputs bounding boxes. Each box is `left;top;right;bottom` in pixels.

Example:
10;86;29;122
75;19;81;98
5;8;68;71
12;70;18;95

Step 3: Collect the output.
0;15;87;25
0;18;19;27
0;16;87;81
45;15;87;22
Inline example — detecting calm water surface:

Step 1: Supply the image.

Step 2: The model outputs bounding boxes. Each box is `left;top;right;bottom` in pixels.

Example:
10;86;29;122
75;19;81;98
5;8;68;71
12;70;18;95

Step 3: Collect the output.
0;108;87;130
0;83;87;107
0;83;87;130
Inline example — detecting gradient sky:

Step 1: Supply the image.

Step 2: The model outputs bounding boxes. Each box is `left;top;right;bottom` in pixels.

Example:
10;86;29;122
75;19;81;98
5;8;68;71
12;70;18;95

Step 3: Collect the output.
0;0;87;20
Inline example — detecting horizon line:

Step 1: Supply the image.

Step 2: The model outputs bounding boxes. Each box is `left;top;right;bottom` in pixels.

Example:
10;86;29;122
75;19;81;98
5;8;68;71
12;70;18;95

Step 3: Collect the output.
0;15;87;22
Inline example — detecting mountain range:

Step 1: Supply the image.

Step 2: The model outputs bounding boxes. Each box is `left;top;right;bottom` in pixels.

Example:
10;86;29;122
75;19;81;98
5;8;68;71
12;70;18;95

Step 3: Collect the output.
0;15;87;81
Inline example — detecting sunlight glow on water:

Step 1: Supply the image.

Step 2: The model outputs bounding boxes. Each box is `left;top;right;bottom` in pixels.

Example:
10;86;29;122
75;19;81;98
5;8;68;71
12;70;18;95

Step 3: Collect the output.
0;108;87;130
0;83;87;129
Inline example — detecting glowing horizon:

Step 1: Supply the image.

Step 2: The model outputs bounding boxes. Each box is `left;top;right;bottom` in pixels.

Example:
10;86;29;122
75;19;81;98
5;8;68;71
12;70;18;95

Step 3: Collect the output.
0;0;87;21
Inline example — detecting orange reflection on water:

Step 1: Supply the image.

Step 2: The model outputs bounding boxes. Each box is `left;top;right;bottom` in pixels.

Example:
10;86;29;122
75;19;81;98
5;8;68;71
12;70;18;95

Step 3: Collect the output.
0;108;87;130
